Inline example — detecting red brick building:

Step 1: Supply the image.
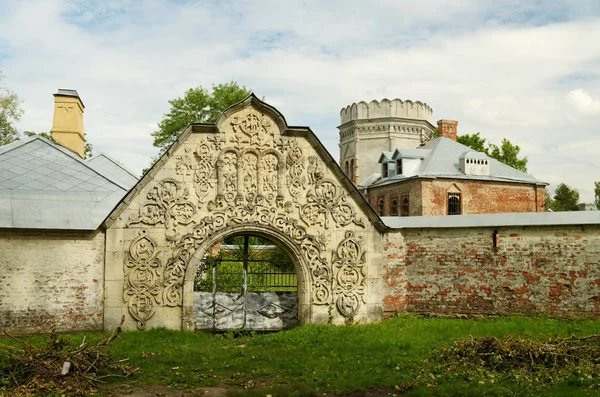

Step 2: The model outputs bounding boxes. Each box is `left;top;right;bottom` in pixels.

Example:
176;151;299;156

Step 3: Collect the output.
365;122;546;216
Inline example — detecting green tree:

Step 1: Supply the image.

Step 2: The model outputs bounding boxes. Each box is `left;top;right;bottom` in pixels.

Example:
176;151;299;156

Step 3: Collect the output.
456;133;528;172
488;139;528;173
457;132;487;153
151;82;251;155
552;183;580;211
0;72;24;145
544;189;554;212
594;181;600;210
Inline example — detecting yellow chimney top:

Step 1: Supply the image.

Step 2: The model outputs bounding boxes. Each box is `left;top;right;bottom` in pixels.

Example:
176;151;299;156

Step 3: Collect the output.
51;89;86;158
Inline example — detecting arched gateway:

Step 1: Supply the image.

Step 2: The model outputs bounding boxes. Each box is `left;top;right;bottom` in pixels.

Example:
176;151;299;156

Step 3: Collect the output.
104;95;386;331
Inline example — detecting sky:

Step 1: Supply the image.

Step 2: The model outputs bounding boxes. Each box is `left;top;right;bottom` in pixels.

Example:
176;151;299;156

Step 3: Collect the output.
0;0;599;202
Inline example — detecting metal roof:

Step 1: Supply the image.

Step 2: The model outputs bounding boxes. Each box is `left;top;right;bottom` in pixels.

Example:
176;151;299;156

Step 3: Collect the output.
86;153;138;190
0;137;136;230
382;211;600;229
392;148;430;159
54;89;84;107
370;137;545;187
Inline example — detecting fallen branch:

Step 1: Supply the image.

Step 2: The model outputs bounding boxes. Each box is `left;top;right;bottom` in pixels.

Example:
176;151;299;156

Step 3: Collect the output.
0;315;136;396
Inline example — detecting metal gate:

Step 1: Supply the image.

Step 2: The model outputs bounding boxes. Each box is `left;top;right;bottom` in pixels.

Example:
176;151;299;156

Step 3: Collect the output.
193;235;298;331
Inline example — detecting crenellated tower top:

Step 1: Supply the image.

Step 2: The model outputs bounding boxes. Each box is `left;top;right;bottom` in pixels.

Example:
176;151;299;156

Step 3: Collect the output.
340;98;433;125
338;98;436;187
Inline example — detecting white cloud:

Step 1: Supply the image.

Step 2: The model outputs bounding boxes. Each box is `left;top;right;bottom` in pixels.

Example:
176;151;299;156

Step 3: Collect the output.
566;89;600;116
0;0;599;202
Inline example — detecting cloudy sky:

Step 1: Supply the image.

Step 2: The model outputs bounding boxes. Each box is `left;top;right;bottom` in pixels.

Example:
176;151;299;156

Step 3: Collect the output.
1;0;599;202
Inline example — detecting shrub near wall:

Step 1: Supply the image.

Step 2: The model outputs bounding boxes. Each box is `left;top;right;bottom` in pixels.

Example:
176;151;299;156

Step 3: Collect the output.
383;224;600;318
0;230;104;334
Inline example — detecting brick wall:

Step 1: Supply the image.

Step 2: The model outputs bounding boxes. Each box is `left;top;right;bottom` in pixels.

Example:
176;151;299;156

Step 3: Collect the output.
369;179;422;216
383;224;600;318
369;178;544;216
0;229;104;334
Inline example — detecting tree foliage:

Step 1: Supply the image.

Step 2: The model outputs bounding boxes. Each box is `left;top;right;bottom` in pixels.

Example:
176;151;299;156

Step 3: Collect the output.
544;189;554;212
0;72;24;146
552;183;580;212
457;133;528;172
151;82;251;155
595;181;600;211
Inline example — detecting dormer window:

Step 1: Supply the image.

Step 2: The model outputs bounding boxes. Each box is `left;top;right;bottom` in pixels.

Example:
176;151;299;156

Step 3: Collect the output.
459;151;490;176
396;159;403;175
381;163;388;178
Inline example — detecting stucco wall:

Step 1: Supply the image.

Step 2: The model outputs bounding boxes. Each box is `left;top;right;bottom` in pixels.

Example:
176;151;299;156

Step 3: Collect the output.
0;229;104;334
383;224;600;318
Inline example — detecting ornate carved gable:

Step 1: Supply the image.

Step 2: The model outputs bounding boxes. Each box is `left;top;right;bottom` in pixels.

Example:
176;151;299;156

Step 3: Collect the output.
105;94;384;330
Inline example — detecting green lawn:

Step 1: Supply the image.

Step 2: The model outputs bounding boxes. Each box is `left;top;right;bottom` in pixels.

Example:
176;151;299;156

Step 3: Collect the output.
3;316;600;396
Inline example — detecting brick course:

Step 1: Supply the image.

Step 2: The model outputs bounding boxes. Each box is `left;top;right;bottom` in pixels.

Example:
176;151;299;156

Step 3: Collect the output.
369;178;545;216
383;225;600;318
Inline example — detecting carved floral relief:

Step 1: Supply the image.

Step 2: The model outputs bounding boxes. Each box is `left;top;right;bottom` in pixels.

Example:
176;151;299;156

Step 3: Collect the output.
332;231;367;324
122;106;374;326
123;230;162;330
300;180;365;229
286;145;305;201
128;179;196;241
230;112;274;148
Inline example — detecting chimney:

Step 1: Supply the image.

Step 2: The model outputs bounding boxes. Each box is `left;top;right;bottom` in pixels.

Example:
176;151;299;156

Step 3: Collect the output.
437;119;458;141
51;89;85;158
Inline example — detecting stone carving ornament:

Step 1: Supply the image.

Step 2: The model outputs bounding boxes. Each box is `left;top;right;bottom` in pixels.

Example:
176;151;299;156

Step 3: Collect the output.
128;179;196;241
332;231;367;324
162;200;332;308
286;144;306;201
123;108;371;325
300;179;365;229
216;148;285;206
123;230;162;330
230;112;274;149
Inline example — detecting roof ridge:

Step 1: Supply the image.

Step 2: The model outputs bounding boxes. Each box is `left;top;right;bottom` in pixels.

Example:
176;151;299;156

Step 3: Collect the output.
0;136;40;156
88;153;139;179
21;137;129;192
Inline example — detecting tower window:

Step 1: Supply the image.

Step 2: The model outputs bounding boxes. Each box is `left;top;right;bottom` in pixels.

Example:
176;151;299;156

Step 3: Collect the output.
390;196;398;216
377;196;385;216
448;193;462;215
401;194;410;217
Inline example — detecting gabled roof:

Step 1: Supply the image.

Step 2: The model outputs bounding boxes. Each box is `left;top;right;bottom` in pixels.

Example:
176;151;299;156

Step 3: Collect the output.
392;148;430;160
378;152;394;164
86;153;138;190
0;137;136;230
369;137;546;187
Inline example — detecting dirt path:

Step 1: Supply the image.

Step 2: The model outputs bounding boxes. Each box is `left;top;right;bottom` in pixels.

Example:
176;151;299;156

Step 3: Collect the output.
103;384;227;397
103;384;401;396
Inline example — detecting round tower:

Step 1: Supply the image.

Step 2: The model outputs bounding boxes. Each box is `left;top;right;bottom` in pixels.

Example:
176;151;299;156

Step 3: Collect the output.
338;98;435;186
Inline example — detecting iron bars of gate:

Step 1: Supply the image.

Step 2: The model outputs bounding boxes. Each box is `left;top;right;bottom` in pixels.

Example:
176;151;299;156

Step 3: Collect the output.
194;257;297;293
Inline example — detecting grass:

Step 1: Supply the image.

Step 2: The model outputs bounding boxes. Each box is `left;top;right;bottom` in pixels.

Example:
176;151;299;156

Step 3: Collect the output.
3;315;600;396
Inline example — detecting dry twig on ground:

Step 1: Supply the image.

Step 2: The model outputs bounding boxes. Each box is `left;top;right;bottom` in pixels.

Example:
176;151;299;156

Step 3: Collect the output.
0;315;138;396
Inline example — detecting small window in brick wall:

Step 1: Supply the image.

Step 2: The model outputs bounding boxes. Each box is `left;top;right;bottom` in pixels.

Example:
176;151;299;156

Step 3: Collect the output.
390;196;398;216
401;194;409;217
448;193;462;215
377;196;385;216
